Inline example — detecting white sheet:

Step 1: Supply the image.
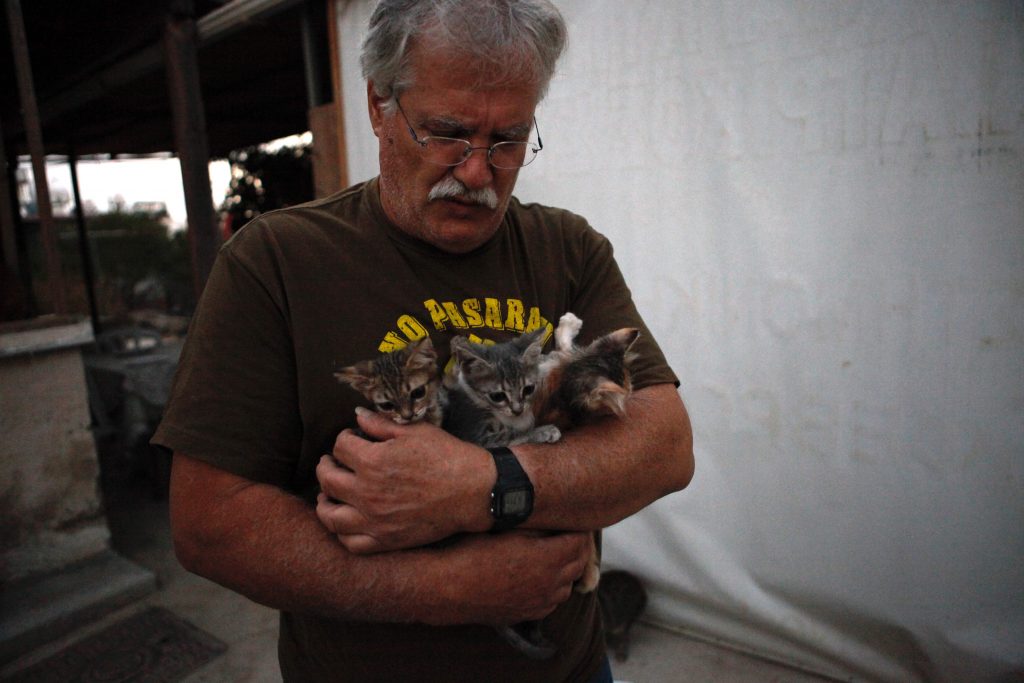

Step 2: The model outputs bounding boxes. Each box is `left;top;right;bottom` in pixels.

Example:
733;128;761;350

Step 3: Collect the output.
336;2;1024;679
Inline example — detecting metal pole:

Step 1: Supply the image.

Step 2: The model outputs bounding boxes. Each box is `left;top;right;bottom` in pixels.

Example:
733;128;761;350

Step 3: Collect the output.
299;0;326;110
163;0;219;299
0;113;19;273
68;151;101;334
6;0;68;314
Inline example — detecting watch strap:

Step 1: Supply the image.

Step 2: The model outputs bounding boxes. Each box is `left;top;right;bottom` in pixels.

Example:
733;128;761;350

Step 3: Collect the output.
488;446;534;531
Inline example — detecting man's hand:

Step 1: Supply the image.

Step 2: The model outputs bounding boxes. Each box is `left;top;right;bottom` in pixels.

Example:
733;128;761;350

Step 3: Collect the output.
317;407;494;554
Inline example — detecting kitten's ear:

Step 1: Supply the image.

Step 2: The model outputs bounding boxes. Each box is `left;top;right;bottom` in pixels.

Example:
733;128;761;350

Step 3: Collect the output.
334;360;377;393
518;328;547;361
405;337;437;372
594;328;640;357
519;328;546;346
450;336;483;370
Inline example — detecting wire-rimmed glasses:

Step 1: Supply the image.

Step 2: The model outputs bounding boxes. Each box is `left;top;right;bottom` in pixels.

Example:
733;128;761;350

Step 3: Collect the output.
395;97;543;170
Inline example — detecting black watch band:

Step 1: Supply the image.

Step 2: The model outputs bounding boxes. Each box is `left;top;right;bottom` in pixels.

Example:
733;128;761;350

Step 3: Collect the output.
488;446;534;531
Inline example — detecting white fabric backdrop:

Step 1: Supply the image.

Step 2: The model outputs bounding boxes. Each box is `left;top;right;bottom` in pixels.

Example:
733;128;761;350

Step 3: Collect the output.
335;2;1024;680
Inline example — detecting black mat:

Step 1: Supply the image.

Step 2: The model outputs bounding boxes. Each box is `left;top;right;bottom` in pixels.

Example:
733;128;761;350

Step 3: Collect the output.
3;607;226;683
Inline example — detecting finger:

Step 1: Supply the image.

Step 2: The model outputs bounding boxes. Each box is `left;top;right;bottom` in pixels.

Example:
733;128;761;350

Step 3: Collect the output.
331;431;370;467
316;458;360;502
315;493;370;534
355;406;404;441
337;533;383;555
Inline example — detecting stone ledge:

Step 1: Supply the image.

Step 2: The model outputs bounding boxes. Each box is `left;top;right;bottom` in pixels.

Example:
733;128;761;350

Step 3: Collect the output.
0;316;93;359
0;550;156;664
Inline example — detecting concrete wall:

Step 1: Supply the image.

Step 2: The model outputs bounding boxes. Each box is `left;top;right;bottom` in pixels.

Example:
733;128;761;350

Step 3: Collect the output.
0;319;109;583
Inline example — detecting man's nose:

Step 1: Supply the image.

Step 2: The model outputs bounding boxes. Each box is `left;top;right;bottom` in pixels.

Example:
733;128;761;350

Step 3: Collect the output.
452;147;495;190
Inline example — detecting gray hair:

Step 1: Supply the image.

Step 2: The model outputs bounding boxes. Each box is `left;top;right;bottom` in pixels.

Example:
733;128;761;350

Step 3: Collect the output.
361;0;567;105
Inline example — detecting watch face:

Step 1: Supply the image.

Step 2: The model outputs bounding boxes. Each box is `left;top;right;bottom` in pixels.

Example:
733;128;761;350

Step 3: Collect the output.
502;488;531;515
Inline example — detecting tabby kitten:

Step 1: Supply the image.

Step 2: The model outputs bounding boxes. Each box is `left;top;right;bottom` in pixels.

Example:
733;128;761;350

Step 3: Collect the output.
438;329;563;660
334;337;442;426
441;329;561;448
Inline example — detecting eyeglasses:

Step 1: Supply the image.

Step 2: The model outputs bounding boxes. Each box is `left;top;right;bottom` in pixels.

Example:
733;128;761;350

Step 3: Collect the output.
394;97;543;170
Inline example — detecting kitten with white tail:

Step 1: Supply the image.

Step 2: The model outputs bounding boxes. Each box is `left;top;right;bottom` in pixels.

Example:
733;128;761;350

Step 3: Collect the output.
441;328;561;448
534;313;640;595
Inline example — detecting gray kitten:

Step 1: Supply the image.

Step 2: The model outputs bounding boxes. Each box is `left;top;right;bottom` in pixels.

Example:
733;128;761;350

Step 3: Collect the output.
439;329;562;660
441;329;561;448
334;337;442;426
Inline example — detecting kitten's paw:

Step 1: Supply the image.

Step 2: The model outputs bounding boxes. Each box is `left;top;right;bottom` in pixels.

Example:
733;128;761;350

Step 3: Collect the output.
554;313;583;351
532;424;562;443
575;558;601;594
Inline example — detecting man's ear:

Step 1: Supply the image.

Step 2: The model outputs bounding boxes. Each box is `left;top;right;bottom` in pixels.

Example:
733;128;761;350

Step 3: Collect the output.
367;80;386;137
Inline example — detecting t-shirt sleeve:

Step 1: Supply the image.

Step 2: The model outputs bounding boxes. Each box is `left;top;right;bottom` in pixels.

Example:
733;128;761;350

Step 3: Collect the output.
152;225;302;486
565;220;679;390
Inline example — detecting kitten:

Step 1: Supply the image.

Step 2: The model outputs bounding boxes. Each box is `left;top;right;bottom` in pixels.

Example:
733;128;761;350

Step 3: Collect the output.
597;569;648;662
534;313;639;432
533;313;640;595
334;337;442;426
441;329;561;447
440;329;562;660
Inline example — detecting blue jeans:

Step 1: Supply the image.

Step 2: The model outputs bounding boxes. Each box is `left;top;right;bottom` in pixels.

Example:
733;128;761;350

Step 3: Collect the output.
586;655;614;683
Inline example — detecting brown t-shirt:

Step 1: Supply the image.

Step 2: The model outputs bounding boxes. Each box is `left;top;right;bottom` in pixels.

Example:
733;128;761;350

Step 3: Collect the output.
153;178;677;682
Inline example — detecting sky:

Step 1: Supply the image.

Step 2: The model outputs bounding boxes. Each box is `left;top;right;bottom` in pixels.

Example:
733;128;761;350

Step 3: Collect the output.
17;133;310;231
20;156;232;231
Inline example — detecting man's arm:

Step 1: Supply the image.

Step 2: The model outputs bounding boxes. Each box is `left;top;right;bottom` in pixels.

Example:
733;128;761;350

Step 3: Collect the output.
318;383;693;553
169;453;591;625
517;382;693;530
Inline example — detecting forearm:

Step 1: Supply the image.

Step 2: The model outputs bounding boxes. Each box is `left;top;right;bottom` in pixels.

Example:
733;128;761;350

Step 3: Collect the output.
170;454;448;623
514;383;694;531
171;453;589;625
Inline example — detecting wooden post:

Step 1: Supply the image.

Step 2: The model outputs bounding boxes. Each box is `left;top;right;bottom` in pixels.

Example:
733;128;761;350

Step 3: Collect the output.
327;0;348;191
303;0;346;198
163;0;219;299
6;0;68;313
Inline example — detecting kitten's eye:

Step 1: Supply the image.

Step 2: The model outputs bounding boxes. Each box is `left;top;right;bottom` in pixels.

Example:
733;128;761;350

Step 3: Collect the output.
410;386;426;400
522;385;535;398
489;392;508;404
376;401;395;411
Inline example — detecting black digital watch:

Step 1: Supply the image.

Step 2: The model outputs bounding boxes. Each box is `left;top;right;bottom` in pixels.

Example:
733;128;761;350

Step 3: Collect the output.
487;446;534;531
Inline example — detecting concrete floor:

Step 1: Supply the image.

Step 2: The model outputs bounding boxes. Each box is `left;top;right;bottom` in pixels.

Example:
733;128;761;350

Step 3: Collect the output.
3;474;835;683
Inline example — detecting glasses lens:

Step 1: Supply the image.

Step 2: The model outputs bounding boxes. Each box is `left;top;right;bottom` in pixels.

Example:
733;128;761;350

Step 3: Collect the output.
422;137;471;166
490;142;538;169
419;138;540;169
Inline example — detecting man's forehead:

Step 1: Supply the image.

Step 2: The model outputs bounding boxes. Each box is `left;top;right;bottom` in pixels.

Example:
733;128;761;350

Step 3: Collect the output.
407;42;540;102
419;109;534;138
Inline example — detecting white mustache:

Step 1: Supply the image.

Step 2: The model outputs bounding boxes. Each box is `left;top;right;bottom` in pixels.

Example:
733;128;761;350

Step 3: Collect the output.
428;176;499;210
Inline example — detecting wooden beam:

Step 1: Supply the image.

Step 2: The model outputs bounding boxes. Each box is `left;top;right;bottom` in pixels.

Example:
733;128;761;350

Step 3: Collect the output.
163;3;219;298
327;0;348;190
6;0;67;313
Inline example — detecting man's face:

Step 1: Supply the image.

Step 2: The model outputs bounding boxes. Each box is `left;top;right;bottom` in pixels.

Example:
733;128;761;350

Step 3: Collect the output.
368;47;540;254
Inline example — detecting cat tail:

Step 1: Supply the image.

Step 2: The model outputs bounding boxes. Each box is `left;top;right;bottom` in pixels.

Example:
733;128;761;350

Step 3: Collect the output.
495;622;557;660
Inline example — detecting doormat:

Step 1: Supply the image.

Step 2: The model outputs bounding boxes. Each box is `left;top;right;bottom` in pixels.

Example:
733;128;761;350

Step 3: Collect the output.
2;606;226;683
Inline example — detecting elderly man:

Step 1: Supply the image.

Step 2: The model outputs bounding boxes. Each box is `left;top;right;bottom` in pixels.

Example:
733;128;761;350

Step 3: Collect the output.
156;0;693;681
